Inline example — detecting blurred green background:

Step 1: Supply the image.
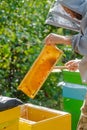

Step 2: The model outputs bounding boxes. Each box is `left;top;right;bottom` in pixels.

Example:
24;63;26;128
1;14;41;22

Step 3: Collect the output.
0;0;82;110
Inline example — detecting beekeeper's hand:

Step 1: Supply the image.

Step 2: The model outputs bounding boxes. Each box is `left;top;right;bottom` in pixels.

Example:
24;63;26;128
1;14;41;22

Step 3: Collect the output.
44;33;71;45
65;59;81;71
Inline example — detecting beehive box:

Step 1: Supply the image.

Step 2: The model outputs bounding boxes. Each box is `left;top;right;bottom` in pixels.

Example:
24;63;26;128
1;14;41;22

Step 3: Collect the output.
0;106;20;130
19;103;71;130
62;70;87;130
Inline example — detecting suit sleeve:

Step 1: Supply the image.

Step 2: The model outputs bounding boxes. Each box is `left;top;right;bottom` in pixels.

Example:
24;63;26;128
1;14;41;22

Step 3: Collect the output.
72;33;87;55
71;13;87;56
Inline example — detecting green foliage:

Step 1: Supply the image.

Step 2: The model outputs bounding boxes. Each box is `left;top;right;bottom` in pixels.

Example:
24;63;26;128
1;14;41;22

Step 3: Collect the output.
0;0;80;109
29;72;63;110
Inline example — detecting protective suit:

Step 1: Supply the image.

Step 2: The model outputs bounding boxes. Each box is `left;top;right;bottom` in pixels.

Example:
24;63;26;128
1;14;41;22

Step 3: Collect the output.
46;0;87;83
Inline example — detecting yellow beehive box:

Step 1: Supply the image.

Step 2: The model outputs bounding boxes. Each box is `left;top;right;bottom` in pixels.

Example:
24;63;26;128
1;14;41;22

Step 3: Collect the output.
18;45;63;99
19;103;71;130
0;106;20;130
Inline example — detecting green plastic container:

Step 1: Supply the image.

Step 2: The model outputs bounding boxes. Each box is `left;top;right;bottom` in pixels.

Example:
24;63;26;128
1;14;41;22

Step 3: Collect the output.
62;70;84;85
53;70;83;84
63;98;83;130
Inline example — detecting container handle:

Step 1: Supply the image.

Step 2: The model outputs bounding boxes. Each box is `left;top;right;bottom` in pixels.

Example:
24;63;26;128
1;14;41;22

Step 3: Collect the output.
54;66;68;70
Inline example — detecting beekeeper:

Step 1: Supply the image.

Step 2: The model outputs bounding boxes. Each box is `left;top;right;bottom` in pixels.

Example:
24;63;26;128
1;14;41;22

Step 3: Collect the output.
45;0;87;84
45;0;87;129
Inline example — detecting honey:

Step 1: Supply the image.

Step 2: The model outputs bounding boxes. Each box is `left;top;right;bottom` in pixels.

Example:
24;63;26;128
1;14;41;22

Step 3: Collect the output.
18;45;63;98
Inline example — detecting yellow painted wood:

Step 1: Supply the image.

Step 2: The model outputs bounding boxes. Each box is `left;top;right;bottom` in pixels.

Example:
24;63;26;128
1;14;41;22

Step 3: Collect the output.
0;119;19;130
19;118;35;130
32;115;71;130
0;106;20;130
0;106;20;123
19;103;71;130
